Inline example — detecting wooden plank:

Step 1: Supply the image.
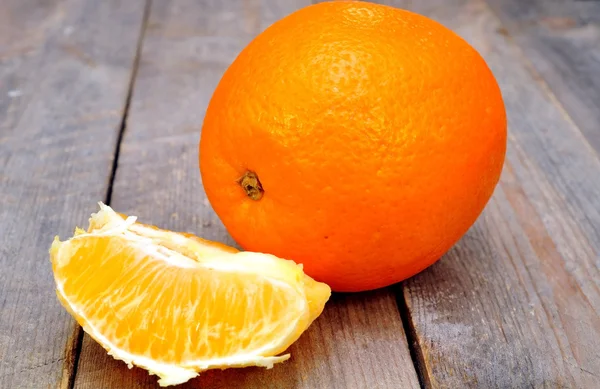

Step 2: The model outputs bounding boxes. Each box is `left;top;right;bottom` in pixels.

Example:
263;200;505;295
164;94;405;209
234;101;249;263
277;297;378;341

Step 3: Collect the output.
76;289;417;389
73;1;420;388
0;0;147;388
373;0;600;387
483;0;600;156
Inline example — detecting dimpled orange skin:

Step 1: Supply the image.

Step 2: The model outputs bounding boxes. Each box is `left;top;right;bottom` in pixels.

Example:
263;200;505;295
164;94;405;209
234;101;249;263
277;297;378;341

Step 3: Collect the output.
199;1;507;292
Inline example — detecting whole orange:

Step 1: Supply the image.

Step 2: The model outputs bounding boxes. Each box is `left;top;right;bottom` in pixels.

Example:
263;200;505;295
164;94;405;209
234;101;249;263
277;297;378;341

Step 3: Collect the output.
199;1;506;292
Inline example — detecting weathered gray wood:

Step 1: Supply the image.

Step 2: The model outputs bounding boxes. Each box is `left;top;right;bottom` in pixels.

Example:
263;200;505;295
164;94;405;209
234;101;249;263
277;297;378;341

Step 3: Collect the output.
0;0;147;388
73;1;420;388
374;0;600;387
483;0;600;156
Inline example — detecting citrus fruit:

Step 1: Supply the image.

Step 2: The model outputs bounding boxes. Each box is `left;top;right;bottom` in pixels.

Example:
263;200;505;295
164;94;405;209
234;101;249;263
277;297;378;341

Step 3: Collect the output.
199;1;507;291
50;203;330;386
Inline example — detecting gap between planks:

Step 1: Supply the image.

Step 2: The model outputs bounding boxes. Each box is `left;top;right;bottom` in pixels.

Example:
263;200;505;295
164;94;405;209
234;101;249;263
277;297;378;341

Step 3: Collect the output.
62;1;153;388
395;284;429;389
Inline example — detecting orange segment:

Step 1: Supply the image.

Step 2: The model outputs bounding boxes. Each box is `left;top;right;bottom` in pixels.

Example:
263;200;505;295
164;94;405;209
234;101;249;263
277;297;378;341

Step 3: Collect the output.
50;203;330;386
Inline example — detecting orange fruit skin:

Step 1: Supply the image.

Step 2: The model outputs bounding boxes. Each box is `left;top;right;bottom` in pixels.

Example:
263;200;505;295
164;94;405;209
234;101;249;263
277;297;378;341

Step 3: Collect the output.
199;1;507;292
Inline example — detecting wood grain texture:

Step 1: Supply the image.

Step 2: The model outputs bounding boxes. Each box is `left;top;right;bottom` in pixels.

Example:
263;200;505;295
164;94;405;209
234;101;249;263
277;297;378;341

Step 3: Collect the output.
373;0;600;387
73;1;420;388
482;0;600;157
0;0;147;388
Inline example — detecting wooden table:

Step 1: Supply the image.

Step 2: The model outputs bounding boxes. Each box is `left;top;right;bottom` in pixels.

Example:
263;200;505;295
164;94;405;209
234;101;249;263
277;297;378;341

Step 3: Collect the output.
2;0;599;388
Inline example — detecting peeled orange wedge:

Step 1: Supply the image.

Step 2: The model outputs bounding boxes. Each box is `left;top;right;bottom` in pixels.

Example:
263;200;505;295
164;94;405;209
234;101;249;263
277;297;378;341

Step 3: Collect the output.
50;203;330;386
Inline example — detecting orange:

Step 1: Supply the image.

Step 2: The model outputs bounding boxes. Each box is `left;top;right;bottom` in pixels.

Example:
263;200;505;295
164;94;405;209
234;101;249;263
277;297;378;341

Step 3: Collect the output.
199;1;507;291
50;203;330;386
